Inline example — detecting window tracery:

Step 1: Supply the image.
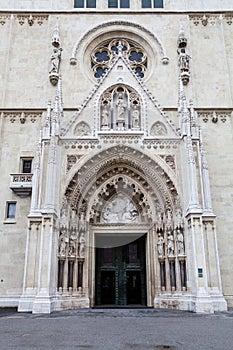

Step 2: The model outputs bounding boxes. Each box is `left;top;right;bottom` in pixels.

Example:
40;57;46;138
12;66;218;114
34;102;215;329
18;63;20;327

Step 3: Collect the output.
99;85;142;131
91;38;147;78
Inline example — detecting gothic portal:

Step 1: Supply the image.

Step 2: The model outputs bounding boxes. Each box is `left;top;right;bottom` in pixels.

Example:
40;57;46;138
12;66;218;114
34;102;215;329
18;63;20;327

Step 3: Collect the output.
0;0;233;314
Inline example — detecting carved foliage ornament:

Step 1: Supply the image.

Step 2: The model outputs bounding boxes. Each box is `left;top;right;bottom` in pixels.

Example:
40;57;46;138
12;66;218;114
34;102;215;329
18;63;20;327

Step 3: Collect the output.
91;38;147;79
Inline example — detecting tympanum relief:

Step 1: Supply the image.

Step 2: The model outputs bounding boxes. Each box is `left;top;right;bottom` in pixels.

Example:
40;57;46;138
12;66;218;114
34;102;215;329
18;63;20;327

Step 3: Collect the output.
102;193;139;224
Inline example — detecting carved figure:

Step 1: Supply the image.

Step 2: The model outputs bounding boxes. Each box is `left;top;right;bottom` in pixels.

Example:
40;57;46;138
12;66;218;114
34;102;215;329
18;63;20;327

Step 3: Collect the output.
132;107;140;129
117;93;126;121
151;122;167;136
157;233;164;257
101;107;109;127
75;122;91;136
79;232;85;258
79;212;86;233
49;48;62;74
59;228;68;256
176;229;185;255
178;49;191;71
102;194;139;223
68;231;77;256
167;230;175;256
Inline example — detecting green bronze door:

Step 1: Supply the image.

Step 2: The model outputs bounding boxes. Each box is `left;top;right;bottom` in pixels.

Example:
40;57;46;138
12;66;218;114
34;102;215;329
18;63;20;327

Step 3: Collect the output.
95;235;147;306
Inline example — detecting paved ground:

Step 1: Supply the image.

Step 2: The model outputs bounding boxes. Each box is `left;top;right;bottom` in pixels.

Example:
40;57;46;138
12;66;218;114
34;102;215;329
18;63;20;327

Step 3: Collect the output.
0;308;233;350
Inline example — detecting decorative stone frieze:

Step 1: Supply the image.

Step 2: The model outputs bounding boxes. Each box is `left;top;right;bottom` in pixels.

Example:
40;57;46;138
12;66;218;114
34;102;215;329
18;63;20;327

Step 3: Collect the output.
224;14;233;25
15;14;48;26
143;139;179;149
189;14;220;26
198;111;231;123
2;111;43;123
0;15;10;25
62;139;99;150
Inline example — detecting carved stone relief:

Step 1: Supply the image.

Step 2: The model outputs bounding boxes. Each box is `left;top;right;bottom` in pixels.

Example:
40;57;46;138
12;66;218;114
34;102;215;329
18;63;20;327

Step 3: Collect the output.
102;193;139;224
66;154;84;172
89;174;152;224
150;122;167;136
159;155;176;171
99;85;141;132
74;122;91;136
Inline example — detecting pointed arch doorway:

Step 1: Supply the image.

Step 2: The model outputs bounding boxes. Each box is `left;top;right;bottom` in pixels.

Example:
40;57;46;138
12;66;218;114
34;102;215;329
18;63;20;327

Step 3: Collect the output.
95;232;147;306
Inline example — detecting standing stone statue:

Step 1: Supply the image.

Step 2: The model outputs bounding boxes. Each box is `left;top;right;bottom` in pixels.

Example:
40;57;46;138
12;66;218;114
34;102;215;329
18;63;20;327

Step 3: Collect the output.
49;47;62;74
117;93;126;121
79;232;86;259
176;229;185;255
131;107;140;129
59;229;67;256
178;48;191;71
167;229;175;256
157;233;164;257
101;107;109;127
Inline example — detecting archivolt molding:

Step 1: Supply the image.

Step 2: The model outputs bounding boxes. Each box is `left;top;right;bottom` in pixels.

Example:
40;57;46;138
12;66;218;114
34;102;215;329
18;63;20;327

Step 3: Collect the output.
63;146;180;220
70;20;169;65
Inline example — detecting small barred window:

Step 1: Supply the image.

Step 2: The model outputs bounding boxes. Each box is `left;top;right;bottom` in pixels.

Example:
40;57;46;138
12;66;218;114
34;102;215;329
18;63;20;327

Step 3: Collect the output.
91;39;147;79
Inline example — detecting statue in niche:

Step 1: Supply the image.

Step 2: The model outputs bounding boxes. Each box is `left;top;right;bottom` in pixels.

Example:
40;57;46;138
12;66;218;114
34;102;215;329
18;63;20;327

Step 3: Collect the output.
131;107;140;129
176;229;185;255
60;198;68;228
167;229;175;256
79;212;86;233
117;93;126;122
59;229;68;256
151;122;167;136
101;107;109;128
68;230;77;256
157;233;164;257
79;232;85;259
178;48;191;72
102;194;139;223
49;47;62;74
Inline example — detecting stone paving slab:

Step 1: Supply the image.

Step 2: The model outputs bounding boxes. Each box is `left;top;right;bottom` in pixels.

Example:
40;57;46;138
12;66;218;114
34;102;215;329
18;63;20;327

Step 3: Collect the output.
0;308;233;350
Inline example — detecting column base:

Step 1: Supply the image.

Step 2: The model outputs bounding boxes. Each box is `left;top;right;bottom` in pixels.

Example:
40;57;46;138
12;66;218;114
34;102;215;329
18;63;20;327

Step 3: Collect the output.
32;296;53;314
154;292;227;313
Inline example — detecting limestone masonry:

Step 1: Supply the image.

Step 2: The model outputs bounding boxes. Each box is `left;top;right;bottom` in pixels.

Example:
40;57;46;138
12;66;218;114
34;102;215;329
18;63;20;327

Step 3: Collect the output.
0;0;232;313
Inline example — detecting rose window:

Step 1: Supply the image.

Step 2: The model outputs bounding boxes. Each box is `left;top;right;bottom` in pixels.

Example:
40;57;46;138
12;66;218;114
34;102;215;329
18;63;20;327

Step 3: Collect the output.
91;39;147;79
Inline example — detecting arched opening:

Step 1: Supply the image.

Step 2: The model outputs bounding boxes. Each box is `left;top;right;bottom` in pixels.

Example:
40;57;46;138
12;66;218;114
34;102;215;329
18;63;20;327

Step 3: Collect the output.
57;146;187;308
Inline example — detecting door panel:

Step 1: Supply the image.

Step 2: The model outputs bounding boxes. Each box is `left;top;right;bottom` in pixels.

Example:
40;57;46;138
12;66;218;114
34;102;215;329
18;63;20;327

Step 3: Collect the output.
95;235;146;306
101;271;115;304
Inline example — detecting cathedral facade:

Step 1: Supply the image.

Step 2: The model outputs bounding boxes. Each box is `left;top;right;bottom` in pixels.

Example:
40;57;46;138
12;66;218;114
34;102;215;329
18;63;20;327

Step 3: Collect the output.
0;0;232;313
